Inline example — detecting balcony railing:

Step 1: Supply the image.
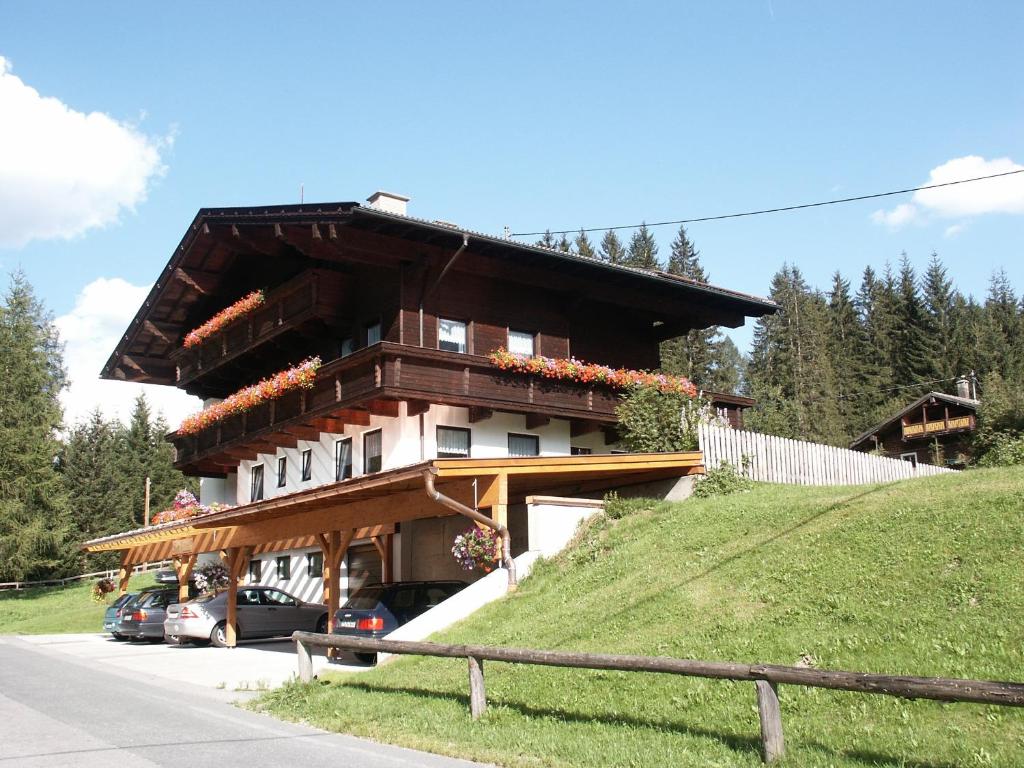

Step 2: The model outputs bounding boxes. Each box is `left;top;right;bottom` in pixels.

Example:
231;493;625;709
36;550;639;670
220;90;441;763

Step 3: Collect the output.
171;342;622;474
902;415;974;440
171;269;347;389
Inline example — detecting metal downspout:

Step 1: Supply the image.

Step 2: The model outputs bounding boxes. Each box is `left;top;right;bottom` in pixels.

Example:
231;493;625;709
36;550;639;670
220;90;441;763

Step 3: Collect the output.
419;234;470;346
422;469;517;588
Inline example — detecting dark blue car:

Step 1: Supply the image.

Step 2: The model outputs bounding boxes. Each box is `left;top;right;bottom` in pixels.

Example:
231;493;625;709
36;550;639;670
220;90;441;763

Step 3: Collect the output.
103;593;137;640
333;580;467;663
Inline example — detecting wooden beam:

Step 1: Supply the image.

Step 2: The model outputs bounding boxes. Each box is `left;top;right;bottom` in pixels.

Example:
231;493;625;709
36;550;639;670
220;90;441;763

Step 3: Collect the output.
469;407;493;423
570;420;602;438
143;319;177;344
367;399;400;418
282;425;322;441
406;399;431;417
172;267;219;295
477;473;509;527
173;554;197;603
525;413;550;430
117;551;132;595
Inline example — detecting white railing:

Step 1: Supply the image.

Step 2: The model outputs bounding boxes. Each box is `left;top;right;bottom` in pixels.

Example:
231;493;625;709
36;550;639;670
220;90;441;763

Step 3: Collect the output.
0;560;173;591
698;424;953;486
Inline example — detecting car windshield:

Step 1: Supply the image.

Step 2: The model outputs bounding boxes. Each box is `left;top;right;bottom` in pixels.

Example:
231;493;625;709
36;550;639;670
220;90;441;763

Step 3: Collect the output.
111;594;133;609
140;591;175;608
343;587;384;610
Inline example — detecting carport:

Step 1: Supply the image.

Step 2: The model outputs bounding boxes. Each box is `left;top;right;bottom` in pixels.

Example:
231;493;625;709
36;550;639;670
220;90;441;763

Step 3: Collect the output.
84;452;703;648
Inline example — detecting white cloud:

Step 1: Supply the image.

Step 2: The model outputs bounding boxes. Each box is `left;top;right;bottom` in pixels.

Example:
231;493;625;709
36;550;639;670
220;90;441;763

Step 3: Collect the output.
871;203;917;228
944;223;966;238
0;56;170;248
872;155;1024;230
55;277;200;428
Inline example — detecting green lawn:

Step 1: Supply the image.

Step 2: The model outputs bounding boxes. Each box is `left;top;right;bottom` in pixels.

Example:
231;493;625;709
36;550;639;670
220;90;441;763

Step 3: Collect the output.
255;467;1024;767
0;572;156;634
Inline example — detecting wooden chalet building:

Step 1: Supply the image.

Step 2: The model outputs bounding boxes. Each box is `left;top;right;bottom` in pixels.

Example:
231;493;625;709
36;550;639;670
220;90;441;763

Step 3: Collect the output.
85;191;775;645
849;387;979;468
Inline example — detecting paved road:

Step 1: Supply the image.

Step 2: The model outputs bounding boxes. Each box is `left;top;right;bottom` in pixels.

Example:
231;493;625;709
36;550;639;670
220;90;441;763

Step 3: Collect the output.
0;637;487;768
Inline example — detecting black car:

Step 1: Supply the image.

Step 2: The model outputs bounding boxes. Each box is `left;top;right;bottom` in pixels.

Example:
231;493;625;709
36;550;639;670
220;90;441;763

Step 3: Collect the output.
117;585;199;643
333;580;467;663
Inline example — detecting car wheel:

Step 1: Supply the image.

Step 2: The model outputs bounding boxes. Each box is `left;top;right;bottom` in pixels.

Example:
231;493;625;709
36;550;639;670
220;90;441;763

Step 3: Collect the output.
210;621;235;648
315;615;328;634
354;652;378;665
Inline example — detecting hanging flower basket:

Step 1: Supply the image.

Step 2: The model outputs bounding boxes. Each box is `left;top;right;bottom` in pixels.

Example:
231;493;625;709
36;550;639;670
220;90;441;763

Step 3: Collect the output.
183;290;265;349
489;348;697;397
451;526;501;572
193;562;230;594
177;357;321;436
92;577;116;604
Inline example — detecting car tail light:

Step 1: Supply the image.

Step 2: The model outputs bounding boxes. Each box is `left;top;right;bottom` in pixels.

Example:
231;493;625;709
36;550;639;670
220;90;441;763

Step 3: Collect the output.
114;609;122;618
180;606;198;619
356;616;384;631
132;610;148;621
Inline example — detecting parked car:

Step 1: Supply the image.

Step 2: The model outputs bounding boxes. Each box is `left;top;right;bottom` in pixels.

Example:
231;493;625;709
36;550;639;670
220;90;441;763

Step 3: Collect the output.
117;585;199;643
103;593;137;640
164;586;328;647
333;580;468;663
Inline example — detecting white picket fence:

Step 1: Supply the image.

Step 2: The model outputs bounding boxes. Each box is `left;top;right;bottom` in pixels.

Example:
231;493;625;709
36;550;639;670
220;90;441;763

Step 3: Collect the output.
698;424;953;486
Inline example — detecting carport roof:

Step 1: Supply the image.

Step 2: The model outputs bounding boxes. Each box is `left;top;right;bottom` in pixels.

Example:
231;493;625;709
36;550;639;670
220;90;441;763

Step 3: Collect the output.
83;453;703;557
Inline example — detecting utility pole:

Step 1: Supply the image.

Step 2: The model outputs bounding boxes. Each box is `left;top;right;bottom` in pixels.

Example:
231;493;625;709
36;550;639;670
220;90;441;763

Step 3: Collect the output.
144;477;151;527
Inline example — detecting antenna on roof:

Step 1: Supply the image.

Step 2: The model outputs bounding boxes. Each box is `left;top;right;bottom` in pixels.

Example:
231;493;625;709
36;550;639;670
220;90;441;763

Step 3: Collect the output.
503;225;511;240
300;183;304;204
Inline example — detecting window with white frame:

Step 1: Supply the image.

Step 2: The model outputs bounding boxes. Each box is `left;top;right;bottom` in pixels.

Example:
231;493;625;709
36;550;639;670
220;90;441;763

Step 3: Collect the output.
508;433;540;457
364;429;383;473
248;559;262;581
335;437;353;481
508;329;535;356
340;336;354;357
438;318;467;353
570;446;593;455
301;449;312;481
307;551;323;578
277;456;287;487
437;426;471;458
250;464;264;502
900;452;918;468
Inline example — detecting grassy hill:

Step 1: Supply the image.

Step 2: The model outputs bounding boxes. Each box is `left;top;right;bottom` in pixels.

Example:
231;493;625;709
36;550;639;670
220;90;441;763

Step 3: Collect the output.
0;572;156;635
257;467;1024;767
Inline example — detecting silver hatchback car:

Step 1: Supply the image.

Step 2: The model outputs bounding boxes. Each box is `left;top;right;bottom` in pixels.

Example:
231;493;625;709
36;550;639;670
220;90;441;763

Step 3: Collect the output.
164;586;328;647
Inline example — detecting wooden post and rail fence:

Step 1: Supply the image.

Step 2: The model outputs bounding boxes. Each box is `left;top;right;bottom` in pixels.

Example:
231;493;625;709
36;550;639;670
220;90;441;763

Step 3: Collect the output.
292;631;1024;764
0;560;173;592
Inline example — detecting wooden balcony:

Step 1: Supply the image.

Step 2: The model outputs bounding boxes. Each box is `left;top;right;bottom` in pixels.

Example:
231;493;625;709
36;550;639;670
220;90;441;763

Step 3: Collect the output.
171;269;347;394
171;342;622;476
901;414;974;440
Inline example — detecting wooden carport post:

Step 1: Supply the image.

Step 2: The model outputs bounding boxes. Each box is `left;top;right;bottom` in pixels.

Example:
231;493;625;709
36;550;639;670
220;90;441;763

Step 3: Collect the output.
117;551;132;596
317;529;355;658
173;554;197;603
477;472;509;528
371;534;394;584
222;546;253;648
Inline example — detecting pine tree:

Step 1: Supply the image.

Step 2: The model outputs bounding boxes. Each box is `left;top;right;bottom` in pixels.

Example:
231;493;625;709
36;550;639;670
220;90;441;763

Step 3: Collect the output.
659;226;725;388
854;265;896;424
60;410;132;570
623;223;660;270
556;233;572;253
704;336;746;394
666;224;706;280
891;254;935;390
0;272;74;580
979;269;1022;379
536;230;557;249
598;230;626;264
921;252;958;383
826;271;871;436
574;230;597;260
746;265;843;443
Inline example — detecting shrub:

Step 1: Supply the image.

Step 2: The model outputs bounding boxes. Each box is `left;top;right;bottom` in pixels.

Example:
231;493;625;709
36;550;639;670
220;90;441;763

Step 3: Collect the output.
603;491;656;520
976;433;1024;467
616;387;709;453
692;461;755;498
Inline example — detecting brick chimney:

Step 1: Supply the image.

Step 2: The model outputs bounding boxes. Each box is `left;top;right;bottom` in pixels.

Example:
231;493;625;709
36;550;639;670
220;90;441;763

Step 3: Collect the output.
366;190;410;216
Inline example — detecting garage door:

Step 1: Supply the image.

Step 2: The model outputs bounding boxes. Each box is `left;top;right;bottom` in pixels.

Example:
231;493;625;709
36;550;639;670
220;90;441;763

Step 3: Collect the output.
346;544;382;596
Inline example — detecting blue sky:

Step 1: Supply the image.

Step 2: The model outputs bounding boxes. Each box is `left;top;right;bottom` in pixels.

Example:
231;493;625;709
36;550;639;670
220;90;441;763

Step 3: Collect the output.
1;2;1022;424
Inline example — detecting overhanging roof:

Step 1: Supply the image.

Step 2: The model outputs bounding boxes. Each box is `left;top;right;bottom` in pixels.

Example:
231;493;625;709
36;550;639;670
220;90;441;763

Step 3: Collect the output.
849;391;979;449
83;453;704;557
101;201;777;385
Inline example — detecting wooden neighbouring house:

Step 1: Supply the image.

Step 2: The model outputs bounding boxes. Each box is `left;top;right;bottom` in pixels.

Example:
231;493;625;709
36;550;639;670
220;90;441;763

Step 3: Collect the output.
84;191;775;645
849;388;980;468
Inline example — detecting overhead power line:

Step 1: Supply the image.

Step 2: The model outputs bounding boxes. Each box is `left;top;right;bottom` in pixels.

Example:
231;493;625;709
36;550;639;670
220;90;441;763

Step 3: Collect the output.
836;376;968;401
511;168;1024;237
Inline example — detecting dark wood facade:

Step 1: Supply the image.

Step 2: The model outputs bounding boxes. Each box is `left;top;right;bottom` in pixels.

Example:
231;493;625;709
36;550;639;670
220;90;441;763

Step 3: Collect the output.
850;392;978;468
102;201;775;476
